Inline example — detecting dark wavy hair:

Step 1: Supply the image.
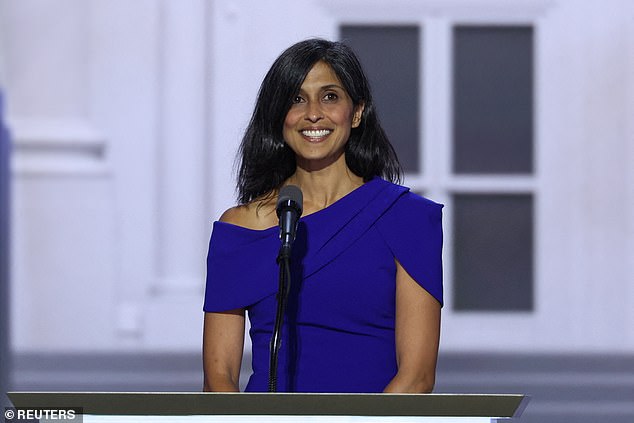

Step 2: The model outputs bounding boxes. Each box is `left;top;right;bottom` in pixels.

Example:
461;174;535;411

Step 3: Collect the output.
236;38;402;204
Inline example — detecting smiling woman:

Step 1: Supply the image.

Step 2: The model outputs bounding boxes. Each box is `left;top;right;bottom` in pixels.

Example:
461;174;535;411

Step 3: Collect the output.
233;39;400;207
282;61;364;174
202;39;443;393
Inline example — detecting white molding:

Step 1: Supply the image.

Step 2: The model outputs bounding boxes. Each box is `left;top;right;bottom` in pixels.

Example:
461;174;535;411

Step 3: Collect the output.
322;0;554;23
442;176;537;193
8;117;109;176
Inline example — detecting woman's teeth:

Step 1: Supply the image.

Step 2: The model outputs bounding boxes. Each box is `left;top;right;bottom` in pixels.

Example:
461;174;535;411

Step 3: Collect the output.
302;129;331;137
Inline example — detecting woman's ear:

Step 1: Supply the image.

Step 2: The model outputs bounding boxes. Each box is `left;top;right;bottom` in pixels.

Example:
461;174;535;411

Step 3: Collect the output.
351;101;365;128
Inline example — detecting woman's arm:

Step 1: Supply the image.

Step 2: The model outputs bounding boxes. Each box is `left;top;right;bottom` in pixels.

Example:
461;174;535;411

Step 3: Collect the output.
202;309;246;392
384;260;441;393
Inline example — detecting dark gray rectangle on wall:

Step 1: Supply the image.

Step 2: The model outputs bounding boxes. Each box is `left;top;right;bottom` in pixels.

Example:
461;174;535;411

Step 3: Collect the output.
340;25;421;173
453;194;534;311
453;26;534;174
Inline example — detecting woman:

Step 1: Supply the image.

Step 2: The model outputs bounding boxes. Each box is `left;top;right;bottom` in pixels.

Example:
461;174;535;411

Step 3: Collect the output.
203;38;442;393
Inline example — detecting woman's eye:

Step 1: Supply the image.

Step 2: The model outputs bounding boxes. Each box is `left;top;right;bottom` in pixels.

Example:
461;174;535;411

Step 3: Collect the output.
292;96;304;104
324;92;338;101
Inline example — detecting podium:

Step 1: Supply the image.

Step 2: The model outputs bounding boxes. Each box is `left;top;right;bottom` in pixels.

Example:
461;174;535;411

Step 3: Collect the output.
8;392;529;422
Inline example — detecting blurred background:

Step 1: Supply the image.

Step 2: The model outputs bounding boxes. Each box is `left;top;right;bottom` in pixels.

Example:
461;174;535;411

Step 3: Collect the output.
0;0;633;421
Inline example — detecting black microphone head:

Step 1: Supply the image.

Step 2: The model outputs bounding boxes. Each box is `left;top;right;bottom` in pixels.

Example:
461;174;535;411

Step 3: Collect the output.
276;185;303;217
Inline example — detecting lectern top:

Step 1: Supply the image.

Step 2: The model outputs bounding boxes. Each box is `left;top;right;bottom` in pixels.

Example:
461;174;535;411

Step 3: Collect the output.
8;392;529;418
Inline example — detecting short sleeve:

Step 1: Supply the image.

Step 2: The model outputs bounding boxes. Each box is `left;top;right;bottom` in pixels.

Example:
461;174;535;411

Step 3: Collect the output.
375;193;444;306
203;222;279;312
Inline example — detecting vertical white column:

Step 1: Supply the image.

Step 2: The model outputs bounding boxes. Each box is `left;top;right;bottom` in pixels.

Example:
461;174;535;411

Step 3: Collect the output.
624;0;634;349
0;2;9;400
0;86;10;406
422;17;454;322
154;0;208;293
208;0;252;221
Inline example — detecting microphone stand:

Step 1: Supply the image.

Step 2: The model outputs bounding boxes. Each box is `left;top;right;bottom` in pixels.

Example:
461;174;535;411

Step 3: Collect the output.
268;245;292;392
268;185;302;392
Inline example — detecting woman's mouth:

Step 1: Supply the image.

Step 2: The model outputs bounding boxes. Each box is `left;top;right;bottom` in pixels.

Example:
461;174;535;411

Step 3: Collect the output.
301;129;332;142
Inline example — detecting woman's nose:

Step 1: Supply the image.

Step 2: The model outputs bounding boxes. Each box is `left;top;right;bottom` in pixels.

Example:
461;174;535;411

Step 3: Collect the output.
305;101;323;122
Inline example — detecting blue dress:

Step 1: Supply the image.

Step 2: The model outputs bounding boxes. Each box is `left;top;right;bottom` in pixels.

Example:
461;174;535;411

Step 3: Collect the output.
203;177;443;392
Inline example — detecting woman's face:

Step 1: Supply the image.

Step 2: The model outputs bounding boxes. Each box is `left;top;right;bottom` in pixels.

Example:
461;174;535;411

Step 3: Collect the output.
283;61;364;170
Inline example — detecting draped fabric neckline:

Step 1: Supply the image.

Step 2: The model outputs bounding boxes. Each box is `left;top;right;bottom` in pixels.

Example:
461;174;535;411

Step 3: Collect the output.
216;176;381;234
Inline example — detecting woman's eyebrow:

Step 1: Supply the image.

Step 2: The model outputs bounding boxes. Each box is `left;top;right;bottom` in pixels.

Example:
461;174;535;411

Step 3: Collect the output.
320;84;345;90
296;84;345;95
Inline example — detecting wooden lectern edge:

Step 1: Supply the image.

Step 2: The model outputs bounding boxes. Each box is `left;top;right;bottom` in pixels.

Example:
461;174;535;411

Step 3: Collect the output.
7;392;530;418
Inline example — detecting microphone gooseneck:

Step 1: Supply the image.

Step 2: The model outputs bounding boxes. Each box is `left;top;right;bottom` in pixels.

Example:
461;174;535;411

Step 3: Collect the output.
269;185;303;392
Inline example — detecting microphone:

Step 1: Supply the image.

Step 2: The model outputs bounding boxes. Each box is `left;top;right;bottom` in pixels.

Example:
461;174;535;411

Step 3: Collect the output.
276;185;303;252
269;185;303;392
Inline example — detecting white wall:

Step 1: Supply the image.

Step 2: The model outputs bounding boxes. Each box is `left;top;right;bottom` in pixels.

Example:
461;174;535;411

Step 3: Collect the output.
535;0;634;351
4;0;209;351
2;0;633;354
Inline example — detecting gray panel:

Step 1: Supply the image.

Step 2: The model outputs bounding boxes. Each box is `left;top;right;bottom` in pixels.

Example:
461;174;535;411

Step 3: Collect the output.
340;26;420;173
453;26;534;174
453;194;533;311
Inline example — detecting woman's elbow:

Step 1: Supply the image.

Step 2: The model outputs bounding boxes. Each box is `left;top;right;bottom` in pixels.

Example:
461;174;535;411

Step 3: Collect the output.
409;372;435;393
419;375;435;393
384;371;436;393
202;369;240;392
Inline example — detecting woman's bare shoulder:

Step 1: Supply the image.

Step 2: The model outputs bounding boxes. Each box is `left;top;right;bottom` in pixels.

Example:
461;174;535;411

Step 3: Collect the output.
219;199;278;230
218;206;248;225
